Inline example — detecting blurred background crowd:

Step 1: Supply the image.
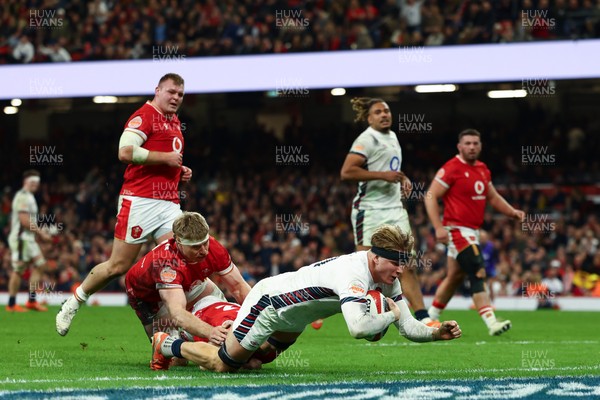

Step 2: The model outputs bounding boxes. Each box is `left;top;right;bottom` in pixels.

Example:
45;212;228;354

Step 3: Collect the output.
1;101;599;302
1;0;599;304
1;0;600;64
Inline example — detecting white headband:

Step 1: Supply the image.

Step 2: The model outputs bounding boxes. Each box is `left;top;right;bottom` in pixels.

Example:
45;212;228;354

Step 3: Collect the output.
25;176;40;184
177;233;209;246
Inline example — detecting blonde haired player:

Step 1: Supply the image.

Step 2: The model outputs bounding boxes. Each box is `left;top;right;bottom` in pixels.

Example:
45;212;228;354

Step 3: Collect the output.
57;73;193;335
151;225;461;372
340;97;439;327
124;212;250;369
7;170;51;312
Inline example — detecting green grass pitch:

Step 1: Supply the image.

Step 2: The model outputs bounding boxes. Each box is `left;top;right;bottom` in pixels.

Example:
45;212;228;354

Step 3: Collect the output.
1;306;599;392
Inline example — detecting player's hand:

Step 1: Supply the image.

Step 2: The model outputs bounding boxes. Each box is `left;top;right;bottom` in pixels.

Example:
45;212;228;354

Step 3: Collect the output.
181;166;192;182
434;321;462;341
164;151;183;168
435;227;449;244
386;298;400;321
208;325;228;346
512;209;526;221
380;171;406;184
401;178;412;199
221;320;233;330
39;230;52;242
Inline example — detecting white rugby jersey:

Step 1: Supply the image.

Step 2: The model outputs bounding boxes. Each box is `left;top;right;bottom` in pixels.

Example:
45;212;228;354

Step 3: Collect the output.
262;251;402;336
349;127;403;210
9;189;37;241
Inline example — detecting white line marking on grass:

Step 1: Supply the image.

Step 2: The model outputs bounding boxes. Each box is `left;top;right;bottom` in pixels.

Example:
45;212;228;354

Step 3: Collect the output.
1;366;599;387
365;340;599;347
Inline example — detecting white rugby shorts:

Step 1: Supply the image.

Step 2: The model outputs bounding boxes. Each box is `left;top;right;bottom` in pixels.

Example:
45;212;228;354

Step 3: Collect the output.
351;207;410;247
114;195;182;244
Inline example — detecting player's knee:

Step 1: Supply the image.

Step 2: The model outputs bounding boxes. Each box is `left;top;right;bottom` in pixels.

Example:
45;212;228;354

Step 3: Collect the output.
456;246;486;294
105;259;131;277
469;274;486;294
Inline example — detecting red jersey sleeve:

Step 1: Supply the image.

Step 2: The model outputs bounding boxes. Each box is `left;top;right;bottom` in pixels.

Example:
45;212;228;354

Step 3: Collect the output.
209;238;233;275
435;159;457;189
150;257;184;290
124;106;154;141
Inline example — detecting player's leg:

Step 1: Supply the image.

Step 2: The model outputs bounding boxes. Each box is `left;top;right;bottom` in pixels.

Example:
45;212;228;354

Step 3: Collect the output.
7;268;26;312
428;256;465;321
56;239;142;336
458;244;511;336
25;256;48;311
7;238;31;312
251;331;302;367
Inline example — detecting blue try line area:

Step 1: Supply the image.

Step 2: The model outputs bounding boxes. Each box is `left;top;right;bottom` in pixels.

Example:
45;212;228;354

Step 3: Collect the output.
1;376;599;399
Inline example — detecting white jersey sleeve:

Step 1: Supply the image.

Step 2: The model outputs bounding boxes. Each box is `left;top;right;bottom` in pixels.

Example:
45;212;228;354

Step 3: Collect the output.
337;267;395;338
392;299;435;342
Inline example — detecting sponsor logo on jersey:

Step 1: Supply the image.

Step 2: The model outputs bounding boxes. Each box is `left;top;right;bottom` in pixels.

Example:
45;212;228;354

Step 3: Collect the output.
128;116;143;129
172;137;183;153
349;281;366;295
160;266;177;283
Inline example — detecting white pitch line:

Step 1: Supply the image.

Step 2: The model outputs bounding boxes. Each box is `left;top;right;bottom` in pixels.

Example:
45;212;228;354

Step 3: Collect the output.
1;365;599;386
364;340;599;347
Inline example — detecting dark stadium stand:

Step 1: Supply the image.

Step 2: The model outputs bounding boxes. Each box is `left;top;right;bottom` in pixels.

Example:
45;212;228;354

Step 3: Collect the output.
1;0;599;64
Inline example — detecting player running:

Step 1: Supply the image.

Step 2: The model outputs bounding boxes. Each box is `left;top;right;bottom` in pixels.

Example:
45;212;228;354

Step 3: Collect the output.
424;129;525;336
57;73;192;336
151;225;462;372
6;170;51;312
124;212;251;370
340;97;439;328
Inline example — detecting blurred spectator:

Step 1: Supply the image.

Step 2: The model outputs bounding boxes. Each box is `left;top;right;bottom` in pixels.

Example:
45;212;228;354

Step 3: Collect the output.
38;39;72;62
12;34;34;63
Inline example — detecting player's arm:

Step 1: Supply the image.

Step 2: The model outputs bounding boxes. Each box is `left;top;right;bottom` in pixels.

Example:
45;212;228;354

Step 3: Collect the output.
218;263;251;304
340;153;405;183
391;298;460;342
159;287;227;345
118;130;182;167
18;211;51;240
486;183;525;221
424;179;449;243
340;299;399;339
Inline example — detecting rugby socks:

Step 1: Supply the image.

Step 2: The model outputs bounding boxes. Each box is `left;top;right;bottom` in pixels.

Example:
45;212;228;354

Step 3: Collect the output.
414;309;430;321
8;296;16;307
428;300;446;321
74;286;89;304
161;336;183;358
478;306;497;328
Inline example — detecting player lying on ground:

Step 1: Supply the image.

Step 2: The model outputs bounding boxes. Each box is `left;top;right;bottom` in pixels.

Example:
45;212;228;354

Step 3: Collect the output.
123;212;250;370
152;225;462;372
157;295;277;370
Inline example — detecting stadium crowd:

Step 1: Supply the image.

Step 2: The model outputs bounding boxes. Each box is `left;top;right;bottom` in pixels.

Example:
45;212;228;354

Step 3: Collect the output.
1;103;599;302
1;0;600;63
